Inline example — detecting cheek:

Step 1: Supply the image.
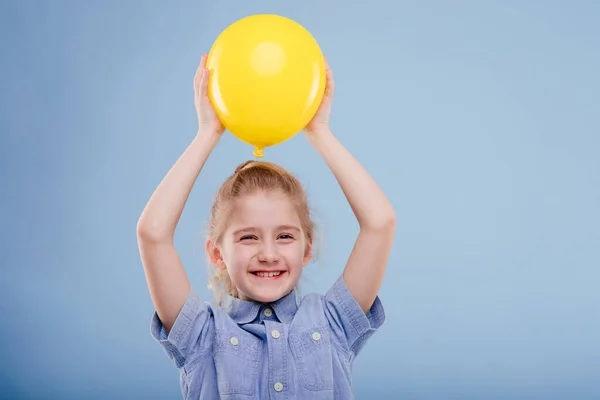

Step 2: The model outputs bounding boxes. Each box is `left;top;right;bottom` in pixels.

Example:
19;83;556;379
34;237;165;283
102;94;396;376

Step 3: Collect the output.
283;243;306;263
227;245;254;268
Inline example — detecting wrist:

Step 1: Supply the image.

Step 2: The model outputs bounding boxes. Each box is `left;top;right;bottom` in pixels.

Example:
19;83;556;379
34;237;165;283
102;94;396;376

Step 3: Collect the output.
194;129;221;148
304;126;334;143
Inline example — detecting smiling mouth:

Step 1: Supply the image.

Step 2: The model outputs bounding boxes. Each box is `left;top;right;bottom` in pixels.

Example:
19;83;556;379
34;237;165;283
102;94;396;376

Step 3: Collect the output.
250;271;286;279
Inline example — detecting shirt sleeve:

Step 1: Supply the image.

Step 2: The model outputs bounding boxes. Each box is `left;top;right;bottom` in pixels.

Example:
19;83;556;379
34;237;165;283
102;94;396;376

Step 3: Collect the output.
150;287;212;368
323;274;386;356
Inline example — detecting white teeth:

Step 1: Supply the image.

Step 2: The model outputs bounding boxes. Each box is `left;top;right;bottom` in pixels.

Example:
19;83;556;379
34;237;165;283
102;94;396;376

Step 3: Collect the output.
255;271;282;278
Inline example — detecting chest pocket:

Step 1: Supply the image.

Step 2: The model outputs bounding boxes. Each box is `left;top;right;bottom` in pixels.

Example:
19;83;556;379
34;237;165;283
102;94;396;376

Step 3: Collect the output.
289;326;334;391
213;329;262;396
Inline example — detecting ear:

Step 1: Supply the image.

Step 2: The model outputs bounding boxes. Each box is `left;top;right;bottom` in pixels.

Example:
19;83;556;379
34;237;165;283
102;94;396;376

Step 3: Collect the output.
302;239;313;266
205;239;226;270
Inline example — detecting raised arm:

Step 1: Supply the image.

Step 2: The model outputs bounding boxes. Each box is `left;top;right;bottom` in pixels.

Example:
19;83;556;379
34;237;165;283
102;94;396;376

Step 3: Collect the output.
137;54;224;333
304;60;396;314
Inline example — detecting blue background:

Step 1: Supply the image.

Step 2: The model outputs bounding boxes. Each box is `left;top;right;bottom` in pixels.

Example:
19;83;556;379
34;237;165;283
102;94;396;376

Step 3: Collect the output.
1;1;599;399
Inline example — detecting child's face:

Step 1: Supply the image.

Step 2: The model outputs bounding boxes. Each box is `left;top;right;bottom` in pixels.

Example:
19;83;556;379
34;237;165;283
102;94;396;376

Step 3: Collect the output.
212;190;312;304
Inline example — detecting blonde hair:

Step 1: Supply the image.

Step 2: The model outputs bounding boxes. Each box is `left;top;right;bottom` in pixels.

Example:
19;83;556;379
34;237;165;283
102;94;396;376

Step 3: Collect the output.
206;160;316;306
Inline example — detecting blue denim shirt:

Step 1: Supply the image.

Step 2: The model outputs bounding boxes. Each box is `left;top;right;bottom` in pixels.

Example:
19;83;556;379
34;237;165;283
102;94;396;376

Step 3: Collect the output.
151;275;385;399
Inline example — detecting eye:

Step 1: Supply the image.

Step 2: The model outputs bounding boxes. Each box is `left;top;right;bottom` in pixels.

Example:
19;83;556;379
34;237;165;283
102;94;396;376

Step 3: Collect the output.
278;234;294;240
240;235;257;241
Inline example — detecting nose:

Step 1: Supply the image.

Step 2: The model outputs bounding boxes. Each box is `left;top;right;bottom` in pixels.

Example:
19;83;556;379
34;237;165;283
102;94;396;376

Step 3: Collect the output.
257;240;280;264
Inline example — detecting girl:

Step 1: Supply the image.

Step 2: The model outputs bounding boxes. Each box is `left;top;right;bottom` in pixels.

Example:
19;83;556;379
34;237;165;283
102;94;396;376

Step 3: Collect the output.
137;54;396;399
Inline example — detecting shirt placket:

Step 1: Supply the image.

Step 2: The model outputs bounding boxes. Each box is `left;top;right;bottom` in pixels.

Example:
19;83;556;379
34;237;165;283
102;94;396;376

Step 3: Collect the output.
262;307;288;399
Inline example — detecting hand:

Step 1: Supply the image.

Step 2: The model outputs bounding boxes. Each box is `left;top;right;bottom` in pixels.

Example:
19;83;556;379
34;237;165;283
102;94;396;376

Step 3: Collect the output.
194;54;225;138
304;57;334;135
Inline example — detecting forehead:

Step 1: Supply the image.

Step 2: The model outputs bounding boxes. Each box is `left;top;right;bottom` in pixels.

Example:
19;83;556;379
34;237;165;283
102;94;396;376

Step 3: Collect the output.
227;191;300;230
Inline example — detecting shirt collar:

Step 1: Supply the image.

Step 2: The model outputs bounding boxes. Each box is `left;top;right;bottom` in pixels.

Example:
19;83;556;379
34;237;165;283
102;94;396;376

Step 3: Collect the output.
227;288;299;325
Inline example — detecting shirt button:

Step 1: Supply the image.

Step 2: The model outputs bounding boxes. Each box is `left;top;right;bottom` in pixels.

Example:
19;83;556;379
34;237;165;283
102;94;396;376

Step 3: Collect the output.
264;308;273;317
312;332;321;341
274;382;283;392
230;337;239;346
271;329;280;339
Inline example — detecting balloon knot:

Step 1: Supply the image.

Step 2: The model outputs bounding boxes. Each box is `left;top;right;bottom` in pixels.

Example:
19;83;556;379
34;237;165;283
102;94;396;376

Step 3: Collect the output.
253;148;265;158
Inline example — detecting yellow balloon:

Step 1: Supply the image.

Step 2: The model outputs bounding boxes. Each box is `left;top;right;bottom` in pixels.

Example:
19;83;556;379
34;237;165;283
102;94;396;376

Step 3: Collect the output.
206;14;326;157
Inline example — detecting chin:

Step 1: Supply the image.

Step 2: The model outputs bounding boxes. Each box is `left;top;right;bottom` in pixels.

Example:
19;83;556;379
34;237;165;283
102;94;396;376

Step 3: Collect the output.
239;272;298;303
247;287;291;303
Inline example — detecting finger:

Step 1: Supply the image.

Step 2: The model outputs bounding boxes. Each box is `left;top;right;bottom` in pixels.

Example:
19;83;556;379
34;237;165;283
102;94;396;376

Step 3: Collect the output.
324;59;334;98
194;54;208;93
199;66;210;98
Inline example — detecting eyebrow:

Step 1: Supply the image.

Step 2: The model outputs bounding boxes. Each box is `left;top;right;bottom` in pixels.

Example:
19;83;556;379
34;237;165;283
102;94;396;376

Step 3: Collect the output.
232;225;301;236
